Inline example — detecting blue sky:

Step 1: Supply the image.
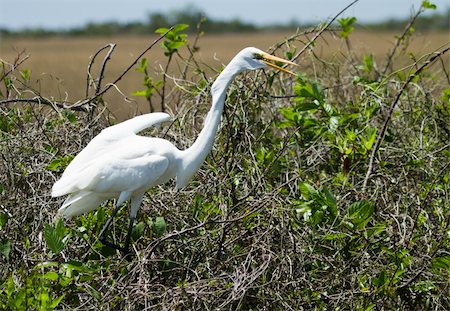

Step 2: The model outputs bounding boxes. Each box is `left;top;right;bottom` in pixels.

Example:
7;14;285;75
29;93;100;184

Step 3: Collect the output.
0;0;448;30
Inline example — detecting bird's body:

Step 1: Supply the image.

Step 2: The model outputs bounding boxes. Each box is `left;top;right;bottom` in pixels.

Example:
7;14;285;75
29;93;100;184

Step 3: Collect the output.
52;47;296;253
53;113;176;217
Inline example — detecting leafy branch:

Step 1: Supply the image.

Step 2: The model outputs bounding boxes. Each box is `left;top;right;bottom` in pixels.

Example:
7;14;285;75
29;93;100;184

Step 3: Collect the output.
363;45;450;190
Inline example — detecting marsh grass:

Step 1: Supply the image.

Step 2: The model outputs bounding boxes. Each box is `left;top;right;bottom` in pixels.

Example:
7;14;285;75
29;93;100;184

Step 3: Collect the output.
1;30;448;119
1;6;450;310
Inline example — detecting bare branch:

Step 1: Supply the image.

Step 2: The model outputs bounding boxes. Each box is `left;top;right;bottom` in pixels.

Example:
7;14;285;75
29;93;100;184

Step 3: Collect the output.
379;3;425;79
0;52;30;82
86;43;116;97
292;0;360;61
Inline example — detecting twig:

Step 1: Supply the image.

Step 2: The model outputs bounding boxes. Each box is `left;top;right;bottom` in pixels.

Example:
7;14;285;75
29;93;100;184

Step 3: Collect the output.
160;53;173;112
0;53;30;82
86;43;116;97
0;97;85;111
292;0;360;61
92;26;174;101
362;46;450;190
379;4;424;79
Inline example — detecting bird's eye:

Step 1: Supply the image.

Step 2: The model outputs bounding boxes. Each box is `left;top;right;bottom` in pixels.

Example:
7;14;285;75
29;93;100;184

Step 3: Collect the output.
253;53;264;60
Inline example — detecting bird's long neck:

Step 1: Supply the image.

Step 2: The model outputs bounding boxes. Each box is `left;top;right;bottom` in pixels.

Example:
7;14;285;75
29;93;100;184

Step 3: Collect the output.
177;63;241;188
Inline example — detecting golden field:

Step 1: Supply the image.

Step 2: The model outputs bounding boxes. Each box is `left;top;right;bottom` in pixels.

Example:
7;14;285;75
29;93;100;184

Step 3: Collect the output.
1;30;448;118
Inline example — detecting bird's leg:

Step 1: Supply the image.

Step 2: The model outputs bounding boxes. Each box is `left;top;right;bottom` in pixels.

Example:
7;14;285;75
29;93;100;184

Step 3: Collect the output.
98;202;129;253
122;194;144;254
98;194;144;255
123;215;136;254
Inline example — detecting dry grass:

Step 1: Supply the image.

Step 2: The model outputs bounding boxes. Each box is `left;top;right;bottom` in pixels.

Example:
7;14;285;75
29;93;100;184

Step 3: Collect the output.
1;30;447;118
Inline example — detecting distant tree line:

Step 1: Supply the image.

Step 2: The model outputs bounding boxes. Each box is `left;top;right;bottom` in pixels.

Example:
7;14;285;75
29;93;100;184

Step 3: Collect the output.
1;6;448;37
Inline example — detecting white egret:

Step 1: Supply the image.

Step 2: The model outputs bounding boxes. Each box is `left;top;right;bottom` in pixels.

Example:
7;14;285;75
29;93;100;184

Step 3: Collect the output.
52;47;296;253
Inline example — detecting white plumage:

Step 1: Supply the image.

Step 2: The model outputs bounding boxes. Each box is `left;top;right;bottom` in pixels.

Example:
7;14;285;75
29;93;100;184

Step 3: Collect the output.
51;47;296;253
53;113;174;217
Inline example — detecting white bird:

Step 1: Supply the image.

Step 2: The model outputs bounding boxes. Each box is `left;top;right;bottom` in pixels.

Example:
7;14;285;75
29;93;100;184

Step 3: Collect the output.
52;47;296;253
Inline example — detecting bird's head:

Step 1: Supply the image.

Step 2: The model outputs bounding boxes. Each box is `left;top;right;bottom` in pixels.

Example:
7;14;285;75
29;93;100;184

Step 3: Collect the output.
232;47;297;76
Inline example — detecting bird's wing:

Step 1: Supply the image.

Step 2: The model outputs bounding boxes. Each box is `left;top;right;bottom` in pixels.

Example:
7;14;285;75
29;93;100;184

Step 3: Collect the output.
52;153;169;197
104;112;172;135
59;113;172;178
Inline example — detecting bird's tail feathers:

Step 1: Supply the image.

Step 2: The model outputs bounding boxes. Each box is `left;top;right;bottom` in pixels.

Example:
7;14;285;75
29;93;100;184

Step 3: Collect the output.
58;191;108;218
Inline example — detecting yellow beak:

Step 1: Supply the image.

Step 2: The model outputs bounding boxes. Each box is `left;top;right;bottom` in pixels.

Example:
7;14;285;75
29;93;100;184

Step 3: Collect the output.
261;53;297;76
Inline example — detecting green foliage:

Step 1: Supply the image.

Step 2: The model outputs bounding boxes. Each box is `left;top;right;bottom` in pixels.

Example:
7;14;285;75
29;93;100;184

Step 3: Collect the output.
152;216;167;237
155;24;189;56
44;219;70;256
0;270;64;310
422;0;437;10
338;17;357;38
0;212;7;230
132;57;163;112
0;240;11;261
295;183;337;225
0;260;105;310
344;200;375;229
46;155;74;173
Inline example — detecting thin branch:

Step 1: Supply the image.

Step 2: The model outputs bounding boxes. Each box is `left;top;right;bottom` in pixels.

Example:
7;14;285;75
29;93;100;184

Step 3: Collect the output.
0;97;86;111
86;43;116;97
379;4;425;79
95;43;116;96
95;26;174;100
363;45;450;190
292;0;360;61
0;52;30;82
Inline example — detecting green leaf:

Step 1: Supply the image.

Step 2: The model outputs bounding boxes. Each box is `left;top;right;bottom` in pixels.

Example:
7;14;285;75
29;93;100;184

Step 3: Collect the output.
166;41;187;51
173;23;189;32
5;276;15;298
42;271;59;281
311;209;324;225
346;200;375;229
363;127;377;151
155;24;189;35
132;90;149;97
20;68;30;81
299;182;317;200
364;303;377;311
0;240;11;260
44;221;66;254
64;111;77;123
46;155;74;172
422;0;437;9
296;101;320;111
49;294;65;309
322;188;337;212
0;212;7;230
132;221;145;241
432;256;450;270
39;290;50;308
136;57;148;73
155;27;170;34
363;54;374;74
373;270;388;287
153;217;166;237
338;17;357;38
55;219;66;237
